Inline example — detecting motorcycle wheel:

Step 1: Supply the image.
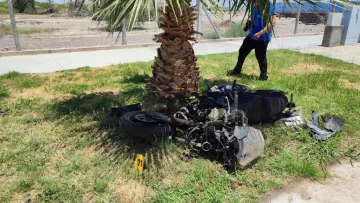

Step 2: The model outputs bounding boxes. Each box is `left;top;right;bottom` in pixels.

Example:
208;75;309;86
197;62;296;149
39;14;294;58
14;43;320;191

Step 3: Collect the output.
119;111;174;138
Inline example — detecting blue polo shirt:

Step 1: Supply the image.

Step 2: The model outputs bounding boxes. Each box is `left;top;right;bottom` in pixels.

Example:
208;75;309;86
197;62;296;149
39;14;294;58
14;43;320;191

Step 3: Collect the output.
248;3;276;41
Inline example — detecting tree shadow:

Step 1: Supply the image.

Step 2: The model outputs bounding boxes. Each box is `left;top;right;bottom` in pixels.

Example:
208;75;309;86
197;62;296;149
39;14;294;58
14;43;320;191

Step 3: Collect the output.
47;89;175;171
122;72;150;84
47;73;241;173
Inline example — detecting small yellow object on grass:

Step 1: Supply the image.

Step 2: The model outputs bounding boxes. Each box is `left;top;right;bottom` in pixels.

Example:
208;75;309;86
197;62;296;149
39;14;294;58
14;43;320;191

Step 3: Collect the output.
135;154;145;172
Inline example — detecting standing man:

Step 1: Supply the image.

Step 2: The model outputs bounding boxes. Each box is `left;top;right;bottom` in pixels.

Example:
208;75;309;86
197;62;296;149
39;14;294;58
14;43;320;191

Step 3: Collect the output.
227;1;276;81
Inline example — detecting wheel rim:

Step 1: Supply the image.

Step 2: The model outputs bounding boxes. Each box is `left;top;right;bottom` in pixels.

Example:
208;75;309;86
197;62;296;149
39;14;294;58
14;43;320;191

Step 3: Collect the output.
134;113;158;123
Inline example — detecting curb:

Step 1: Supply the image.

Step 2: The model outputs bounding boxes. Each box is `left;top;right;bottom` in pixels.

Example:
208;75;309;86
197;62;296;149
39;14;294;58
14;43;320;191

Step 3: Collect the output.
0;33;323;57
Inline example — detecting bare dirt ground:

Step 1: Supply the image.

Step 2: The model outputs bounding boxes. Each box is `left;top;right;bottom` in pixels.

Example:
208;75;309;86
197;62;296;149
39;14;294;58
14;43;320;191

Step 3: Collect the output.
0;12;324;51
262;160;360;203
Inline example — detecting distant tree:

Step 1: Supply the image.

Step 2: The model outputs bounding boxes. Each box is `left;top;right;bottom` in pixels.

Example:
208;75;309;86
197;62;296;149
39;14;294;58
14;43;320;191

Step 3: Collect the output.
13;0;27;13
12;0;36;13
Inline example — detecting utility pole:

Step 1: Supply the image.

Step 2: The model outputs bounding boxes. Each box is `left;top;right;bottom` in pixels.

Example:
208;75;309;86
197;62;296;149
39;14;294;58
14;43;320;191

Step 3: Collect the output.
294;1;302;34
7;0;21;51
196;0;202;40
122;19;127;45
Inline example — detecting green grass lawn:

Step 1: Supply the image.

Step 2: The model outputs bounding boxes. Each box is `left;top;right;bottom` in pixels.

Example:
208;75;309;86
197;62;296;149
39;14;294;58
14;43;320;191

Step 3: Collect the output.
0;50;359;202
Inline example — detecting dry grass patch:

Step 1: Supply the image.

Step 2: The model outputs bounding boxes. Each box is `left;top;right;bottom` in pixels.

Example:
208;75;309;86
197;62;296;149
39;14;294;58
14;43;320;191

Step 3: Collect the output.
243;67;261;76
85;89;120;95
162;174;185;188
12;86;71;100
111;175;155;202
77;145;101;159
12;182;42;202
339;79;360;90
0;24;58;37
282;63;325;75
198;60;220;68
333;69;360;76
45;149;69;174
205;73;218;79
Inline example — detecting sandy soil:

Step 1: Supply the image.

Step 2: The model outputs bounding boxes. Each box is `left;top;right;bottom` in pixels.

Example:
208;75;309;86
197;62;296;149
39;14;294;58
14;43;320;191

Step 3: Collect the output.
262;160;360;203
0;12;324;51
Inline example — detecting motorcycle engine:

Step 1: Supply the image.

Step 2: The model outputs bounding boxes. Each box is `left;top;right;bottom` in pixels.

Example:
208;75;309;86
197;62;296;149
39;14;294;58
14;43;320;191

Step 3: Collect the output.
183;106;264;171
176;89;265;172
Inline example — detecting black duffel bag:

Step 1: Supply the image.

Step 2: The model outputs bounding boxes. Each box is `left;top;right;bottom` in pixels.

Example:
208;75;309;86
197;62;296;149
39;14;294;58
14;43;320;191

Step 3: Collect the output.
235;90;288;124
207;82;288;124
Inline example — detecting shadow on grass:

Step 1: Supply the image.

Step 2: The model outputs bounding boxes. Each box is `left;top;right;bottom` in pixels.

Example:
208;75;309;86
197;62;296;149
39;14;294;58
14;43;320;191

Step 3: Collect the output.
47;75;236;172
227;73;259;81
122;72;151;84
46;89;171;165
46;95;179;174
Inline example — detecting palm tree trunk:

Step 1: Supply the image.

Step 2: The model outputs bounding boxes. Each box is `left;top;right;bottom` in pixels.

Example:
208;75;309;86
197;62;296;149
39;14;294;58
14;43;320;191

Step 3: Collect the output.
147;3;201;99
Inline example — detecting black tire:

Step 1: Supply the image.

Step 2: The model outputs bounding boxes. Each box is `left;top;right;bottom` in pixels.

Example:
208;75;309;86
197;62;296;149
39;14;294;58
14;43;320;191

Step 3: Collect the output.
119;111;174;138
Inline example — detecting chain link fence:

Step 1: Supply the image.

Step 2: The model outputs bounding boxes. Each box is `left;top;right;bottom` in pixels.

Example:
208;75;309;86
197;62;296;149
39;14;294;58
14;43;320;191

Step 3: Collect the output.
200;1;348;40
0;0;350;52
0;0;163;51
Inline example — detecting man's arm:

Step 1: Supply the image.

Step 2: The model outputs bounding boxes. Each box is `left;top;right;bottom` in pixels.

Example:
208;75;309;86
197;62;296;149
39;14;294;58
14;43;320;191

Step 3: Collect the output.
253;15;276;40
259;15;276;35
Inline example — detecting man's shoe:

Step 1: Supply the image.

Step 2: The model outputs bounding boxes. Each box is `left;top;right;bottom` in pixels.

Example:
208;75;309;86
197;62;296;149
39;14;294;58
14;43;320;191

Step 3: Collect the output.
227;67;241;76
259;59;268;81
259;75;268;81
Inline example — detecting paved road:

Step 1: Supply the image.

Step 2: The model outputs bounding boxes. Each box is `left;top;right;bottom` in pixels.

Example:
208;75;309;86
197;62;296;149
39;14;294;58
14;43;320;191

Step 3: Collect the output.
0;35;324;75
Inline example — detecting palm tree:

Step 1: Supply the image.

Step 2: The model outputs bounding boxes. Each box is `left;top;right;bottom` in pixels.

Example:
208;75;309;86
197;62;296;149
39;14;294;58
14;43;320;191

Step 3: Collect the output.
93;0;320;99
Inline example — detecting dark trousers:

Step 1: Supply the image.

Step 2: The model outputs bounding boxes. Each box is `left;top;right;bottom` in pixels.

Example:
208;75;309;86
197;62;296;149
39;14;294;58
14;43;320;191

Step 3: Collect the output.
235;36;270;77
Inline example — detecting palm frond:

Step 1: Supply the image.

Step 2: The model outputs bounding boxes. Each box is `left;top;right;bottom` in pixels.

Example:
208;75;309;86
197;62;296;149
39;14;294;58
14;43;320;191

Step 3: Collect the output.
93;0;325;36
224;0;324;34
93;0;223;33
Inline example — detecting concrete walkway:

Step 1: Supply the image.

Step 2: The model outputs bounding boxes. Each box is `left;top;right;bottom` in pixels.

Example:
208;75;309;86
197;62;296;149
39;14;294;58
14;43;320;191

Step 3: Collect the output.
265;160;360;203
300;44;360;65
0;35;323;75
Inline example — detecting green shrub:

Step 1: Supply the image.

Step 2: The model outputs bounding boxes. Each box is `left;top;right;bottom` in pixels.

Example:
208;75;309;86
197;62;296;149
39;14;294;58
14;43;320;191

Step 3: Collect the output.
1;71;24;79
0;2;7;8
12;0;36;14
203;22;248;39
27;0;36;11
223;22;247;38
0;2;8;14
204;31;221;39
24;5;37;14
0;7;8;14
13;0;27;13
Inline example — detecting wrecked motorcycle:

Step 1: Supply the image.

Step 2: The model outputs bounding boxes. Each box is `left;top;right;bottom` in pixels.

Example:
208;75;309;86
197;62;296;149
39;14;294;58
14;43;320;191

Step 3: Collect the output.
119;81;289;171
